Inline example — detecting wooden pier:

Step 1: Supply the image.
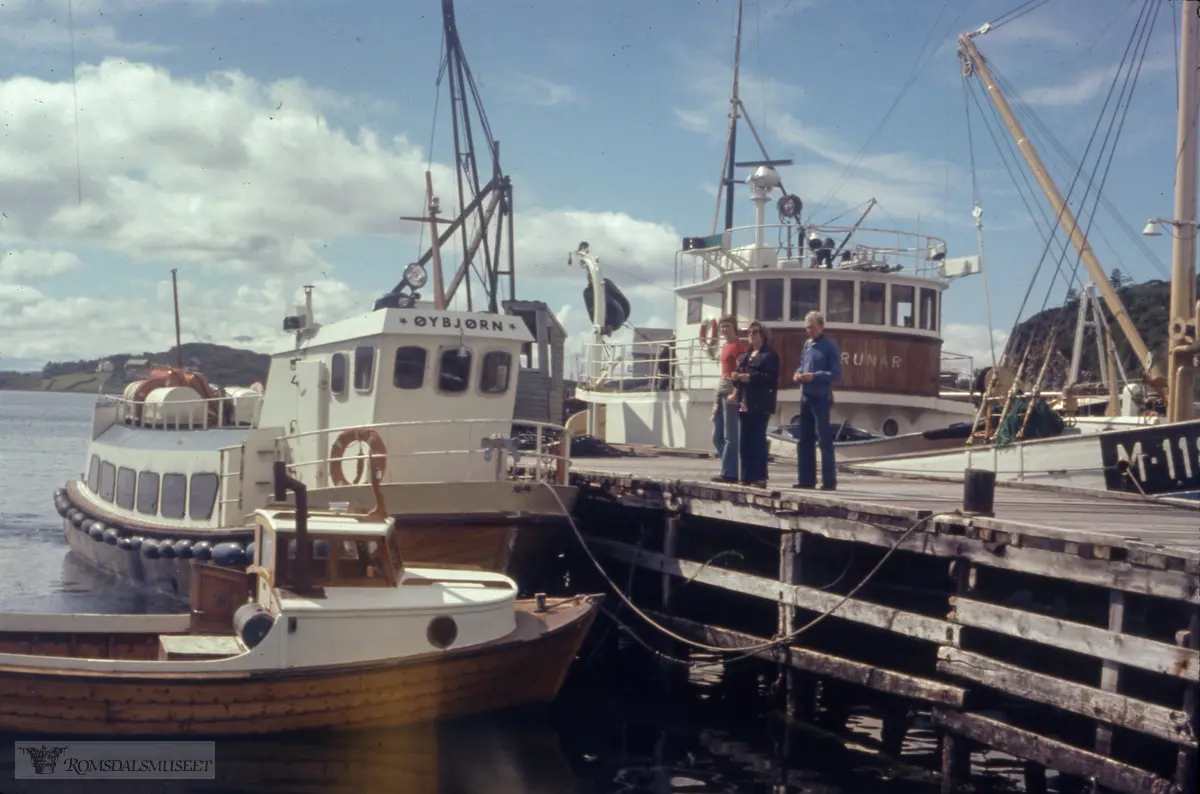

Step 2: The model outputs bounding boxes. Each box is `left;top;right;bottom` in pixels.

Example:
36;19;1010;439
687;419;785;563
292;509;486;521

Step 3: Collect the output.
556;449;1199;794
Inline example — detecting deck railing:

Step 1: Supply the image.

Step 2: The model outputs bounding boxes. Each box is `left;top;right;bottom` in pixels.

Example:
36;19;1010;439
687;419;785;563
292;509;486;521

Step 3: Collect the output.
274;418;572;487
98;393;262;431
675;223;954;287
580;337;980;395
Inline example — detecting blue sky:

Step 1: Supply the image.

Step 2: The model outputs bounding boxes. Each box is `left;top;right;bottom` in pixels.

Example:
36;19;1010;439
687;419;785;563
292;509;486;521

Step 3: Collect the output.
0;0;1188;376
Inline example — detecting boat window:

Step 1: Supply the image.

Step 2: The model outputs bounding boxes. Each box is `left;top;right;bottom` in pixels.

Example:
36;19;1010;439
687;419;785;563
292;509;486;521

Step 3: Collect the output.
859;282;885;325
88;455;100;492
480;351;511;394
116;467;137;510
438;347;472;394
161;473;187;519
393;346;426;389
353;345;375;392
826;280;855;323
330;353;347;396
890;285;915;328
731;281;752;326
920;288;939;331
137;471;160;515
189;473;219;521
387;527;404;569
686;297;703;325
98;462;116;502
258;530;274;570
789;278;820;321
756;279;784;322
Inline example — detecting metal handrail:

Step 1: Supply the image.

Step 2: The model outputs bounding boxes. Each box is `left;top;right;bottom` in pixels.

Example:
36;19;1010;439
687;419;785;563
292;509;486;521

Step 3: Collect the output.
675;222;952;286
275;418;572;487
99;393;262;431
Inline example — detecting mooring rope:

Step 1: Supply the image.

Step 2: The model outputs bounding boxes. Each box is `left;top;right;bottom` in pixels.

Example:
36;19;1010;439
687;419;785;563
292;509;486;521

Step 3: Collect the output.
541;482;938;663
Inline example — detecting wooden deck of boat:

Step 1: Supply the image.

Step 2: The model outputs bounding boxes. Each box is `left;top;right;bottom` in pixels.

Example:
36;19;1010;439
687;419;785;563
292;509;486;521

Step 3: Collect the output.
568;451;1200;554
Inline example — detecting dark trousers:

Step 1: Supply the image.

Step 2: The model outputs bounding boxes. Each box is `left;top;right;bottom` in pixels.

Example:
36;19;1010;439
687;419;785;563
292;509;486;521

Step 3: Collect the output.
796;394;836;488
738;410;770;483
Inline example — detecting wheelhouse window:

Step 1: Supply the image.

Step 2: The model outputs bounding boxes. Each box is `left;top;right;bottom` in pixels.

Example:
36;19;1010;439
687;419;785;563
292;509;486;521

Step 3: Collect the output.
98;461;116;502
137;471;160;515
826;281;854;323
480;351;512;394
161;474;187;519
859;282;885;325
189;473;219;521
330;353;347;396
789;278;820;321
116;467;136;510
890;285;915;328
87;455;100;492
686;297;703;325
755;279;784;322
438;347;471;394
919;288;939;331
731;281;752;326
393;346;426;389
353;345;375;392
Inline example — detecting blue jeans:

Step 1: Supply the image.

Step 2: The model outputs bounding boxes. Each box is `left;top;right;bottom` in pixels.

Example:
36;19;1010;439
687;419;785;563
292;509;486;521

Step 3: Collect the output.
796;394;836;489
738;411;770;483
712;397;740;479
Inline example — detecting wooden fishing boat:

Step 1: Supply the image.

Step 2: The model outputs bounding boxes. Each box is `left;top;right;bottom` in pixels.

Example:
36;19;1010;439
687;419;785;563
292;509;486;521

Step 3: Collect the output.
2;463;601;736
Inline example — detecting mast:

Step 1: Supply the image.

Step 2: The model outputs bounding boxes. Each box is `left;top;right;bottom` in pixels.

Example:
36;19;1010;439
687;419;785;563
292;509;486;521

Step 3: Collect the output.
957;33;1167;396
712;0;744;235
170;268;183;370
384;0;514;314
1166;0;1199;423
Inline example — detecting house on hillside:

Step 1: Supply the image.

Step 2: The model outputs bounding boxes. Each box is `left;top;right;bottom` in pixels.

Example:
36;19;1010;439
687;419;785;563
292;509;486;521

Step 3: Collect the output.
124;358;150;381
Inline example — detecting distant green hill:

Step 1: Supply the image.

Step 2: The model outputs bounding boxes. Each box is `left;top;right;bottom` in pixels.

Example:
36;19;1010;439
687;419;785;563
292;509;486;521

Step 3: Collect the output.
1005;275;1200;400
0;343;270;393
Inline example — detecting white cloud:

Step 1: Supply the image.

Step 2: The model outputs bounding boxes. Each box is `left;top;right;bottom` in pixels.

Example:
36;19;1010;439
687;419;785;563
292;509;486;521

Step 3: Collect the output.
941;322;1008;373
499;72;582;107
0;57;684;364
0;250;83;281
1023;56;1175;107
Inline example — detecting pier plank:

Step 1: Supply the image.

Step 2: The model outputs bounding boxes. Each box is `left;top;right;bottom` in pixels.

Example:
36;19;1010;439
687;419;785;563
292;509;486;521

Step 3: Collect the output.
567;455;1200;553
931;708;1180;794
650;612;965;705
590;538;957;644
949;597;1200;680
936;647;1195;746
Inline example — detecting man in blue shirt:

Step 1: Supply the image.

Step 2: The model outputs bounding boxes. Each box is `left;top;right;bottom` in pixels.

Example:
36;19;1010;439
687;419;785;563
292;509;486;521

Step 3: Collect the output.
792;310;842;490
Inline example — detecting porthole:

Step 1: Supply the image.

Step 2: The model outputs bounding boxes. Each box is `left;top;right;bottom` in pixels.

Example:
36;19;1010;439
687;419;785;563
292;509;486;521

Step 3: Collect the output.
427;616;458;649
882;418;899;437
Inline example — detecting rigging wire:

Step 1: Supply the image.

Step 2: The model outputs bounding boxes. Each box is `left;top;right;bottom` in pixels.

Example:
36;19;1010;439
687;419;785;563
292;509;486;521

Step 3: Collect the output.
1053;0;1160;319
987;0;1054;31
988;62;1167;279
67;0;82;205
1032;0;1159;315
979;0;1156;358
805;0;968;222
416;34;447;260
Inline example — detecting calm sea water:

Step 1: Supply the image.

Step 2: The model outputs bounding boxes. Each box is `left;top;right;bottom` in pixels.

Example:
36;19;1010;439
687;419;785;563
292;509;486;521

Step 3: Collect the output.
0;390;1013;794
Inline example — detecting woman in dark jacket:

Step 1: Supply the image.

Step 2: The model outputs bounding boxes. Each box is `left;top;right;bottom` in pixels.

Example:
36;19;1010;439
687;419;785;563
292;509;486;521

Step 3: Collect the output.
729;320;779;488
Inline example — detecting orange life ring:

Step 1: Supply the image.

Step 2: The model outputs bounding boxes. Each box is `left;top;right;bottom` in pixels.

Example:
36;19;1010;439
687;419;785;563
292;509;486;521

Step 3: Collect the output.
699;317;719;347
329;428;388;486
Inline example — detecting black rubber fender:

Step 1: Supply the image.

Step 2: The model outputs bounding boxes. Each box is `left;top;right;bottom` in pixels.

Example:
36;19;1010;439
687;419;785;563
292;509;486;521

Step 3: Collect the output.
192;540;212;561
103;527;120;545
174;539;194;559
141;539;162;559
211;542;246;567
88;523;105;542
